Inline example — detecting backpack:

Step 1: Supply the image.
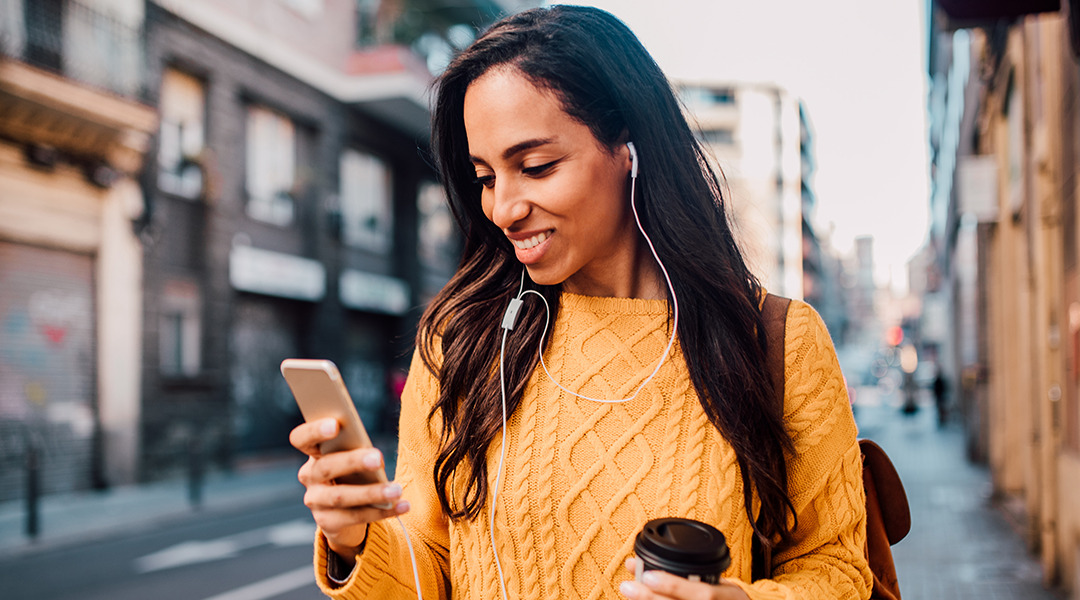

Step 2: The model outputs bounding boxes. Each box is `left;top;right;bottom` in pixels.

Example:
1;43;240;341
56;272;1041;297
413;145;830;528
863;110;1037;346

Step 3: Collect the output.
756;293;911;600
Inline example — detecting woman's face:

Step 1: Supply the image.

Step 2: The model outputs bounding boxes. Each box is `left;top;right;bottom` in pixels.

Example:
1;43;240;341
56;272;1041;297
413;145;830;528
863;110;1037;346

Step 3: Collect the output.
463;67;641;297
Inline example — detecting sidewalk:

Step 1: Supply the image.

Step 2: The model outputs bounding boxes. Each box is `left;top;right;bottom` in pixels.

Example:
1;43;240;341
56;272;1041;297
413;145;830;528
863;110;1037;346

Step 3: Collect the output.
0;435;403;560
854;388;1065;600
0;455;308;559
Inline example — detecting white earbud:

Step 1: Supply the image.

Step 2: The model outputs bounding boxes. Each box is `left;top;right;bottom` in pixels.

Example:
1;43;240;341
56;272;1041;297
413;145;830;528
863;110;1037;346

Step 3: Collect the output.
627;141;639;179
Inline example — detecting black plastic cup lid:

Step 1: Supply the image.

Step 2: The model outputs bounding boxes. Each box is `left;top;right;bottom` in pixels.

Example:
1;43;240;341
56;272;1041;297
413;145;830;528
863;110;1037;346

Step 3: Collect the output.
634;518;731;575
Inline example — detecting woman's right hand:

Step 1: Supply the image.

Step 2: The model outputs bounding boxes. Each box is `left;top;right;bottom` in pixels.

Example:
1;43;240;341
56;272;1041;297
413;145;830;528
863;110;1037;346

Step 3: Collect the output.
290;418;411;563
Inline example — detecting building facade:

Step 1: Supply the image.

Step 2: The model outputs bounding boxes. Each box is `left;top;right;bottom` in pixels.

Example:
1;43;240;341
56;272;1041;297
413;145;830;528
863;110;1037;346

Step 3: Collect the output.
797;101;849;342
0;0;156;500
678;82;846;337
0;0;535;502
924;0;1080;592
679;83;804;300
137;0;530;480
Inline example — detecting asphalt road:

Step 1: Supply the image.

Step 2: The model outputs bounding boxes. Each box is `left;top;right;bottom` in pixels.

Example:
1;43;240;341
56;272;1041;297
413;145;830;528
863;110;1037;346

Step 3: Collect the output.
1;499;326;600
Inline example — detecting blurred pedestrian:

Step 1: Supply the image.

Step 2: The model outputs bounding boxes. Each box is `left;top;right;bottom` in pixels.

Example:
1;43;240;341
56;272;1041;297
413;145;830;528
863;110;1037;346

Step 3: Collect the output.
932;369;948;427
901;370;919;415
288;5;871;600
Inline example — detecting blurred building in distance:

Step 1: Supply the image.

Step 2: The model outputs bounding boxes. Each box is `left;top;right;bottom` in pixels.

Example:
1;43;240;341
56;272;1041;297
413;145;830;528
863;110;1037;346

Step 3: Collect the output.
922;0;1080;593
679;83;803;299
679;82;848;339
0;0;538;502
0;0;156;499
797;102;849;344
846;235;882;347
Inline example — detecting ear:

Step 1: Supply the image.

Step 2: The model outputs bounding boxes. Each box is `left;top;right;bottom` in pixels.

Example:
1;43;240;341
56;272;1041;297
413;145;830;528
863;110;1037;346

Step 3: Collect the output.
614;131;634;174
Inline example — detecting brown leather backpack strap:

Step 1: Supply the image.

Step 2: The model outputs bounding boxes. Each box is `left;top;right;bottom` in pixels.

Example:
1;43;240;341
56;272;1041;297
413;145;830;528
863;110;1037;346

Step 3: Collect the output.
762;293;791;418
752;293;791;581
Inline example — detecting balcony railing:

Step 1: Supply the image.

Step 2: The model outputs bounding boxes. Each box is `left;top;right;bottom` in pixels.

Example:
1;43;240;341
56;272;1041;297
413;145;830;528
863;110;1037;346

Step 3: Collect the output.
0;0;144;100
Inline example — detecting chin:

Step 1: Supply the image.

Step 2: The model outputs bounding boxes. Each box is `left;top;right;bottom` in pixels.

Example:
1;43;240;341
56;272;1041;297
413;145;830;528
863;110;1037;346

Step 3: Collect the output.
523;265;568;287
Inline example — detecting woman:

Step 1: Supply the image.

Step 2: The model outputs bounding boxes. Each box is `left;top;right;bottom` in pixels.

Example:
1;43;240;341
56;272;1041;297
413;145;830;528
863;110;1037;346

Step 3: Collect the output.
289;5;871;599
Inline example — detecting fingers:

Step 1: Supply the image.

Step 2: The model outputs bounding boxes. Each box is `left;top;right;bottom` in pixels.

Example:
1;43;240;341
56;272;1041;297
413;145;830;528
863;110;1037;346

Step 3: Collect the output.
297;445;384;485
624;557;645;581
289;419;408;558
303;478;411;553
314;500;411;529
313;501;410;542
304;480;406;512
619;570;731;600
290;418;339;456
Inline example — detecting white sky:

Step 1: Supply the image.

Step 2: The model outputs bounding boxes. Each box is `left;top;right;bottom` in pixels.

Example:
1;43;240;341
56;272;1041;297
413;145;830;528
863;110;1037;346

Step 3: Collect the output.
557;0;931;292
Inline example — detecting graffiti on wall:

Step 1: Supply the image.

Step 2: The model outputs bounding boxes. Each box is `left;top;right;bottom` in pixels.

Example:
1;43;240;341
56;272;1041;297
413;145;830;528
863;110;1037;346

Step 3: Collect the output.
0;242;96;500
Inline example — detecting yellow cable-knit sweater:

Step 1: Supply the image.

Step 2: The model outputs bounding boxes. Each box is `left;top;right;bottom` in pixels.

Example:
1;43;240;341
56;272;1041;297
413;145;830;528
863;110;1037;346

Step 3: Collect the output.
314;293;872;600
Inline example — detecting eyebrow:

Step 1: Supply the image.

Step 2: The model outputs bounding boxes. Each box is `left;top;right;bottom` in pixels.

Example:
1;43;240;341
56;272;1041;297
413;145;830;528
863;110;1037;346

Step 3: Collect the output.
469;137;555;165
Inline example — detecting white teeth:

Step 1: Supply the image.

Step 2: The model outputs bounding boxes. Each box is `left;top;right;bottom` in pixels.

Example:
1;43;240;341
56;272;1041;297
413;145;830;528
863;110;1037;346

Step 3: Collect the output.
513;231;549;250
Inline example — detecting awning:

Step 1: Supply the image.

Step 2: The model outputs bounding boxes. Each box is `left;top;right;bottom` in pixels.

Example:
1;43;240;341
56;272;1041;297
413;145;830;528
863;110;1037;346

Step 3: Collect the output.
936;0;1059;22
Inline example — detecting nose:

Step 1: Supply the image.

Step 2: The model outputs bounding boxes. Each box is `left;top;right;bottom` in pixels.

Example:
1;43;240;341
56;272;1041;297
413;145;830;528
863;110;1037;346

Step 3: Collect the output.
485;179;531;230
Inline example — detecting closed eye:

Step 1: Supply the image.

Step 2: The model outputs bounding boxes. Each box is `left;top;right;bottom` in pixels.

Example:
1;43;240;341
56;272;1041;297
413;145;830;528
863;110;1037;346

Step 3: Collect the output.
474;174;495;189
522;160;558;177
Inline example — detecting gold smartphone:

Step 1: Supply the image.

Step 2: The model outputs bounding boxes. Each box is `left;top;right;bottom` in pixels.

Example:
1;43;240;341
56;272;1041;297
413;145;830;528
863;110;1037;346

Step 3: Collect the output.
280;358;391;507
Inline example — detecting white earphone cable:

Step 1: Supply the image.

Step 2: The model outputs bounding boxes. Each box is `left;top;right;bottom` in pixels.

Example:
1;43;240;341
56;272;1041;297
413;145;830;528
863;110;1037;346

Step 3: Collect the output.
491;328;512;600
397;516;424;600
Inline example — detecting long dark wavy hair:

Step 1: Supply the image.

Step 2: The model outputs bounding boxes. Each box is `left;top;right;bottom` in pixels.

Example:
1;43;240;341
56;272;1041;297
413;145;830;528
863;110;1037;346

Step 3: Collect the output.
420;5;796;550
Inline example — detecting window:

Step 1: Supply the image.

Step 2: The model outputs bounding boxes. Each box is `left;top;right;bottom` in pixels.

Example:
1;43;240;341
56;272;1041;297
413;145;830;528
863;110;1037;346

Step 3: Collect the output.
158;68;205;199
245;105;296;226
709;87;736;104
340;149;392;253
23;0;63;71
417;181;456;270
356;0;380;46
159;280;202;377
698;128;735;146
680;85;737;109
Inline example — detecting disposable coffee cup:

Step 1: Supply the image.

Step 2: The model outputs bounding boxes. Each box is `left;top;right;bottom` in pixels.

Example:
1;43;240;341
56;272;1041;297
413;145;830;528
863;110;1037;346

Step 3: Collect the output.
633;517;731;584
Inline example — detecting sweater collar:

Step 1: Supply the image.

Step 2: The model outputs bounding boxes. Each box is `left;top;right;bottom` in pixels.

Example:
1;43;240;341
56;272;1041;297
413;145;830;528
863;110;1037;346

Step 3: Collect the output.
560;291;670;316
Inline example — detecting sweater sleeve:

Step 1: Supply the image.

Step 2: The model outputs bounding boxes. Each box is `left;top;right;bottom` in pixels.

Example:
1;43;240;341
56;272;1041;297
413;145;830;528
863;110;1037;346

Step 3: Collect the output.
313;348;452;600
730;300;873;600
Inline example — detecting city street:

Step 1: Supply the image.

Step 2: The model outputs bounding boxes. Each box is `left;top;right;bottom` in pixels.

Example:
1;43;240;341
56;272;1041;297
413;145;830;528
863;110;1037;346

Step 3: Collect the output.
0;387;1068;599
0;499;324;600
856;387;1065;600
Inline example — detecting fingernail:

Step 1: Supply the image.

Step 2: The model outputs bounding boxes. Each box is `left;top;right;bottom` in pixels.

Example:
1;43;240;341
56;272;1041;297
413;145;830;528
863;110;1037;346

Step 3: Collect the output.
384;483;402;499
641;571;660;587
396;500;411;514
319;419;337;437
619;581;639;598
363;451;381;469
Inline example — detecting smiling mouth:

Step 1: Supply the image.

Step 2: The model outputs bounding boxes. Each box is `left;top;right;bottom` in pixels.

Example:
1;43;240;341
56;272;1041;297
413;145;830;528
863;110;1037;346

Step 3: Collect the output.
511;230;552;250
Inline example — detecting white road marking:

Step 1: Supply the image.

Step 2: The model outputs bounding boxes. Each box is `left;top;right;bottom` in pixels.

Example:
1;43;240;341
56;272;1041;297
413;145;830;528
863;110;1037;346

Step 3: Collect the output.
135;519;316;573
135;539;244;572
200;565;315;600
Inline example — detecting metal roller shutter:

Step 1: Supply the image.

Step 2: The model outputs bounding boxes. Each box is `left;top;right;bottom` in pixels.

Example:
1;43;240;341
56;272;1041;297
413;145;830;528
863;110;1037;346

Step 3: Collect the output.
0;242;96;501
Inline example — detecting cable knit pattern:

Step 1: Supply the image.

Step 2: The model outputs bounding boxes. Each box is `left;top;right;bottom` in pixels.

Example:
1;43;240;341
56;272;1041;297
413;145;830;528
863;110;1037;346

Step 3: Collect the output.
312;294;871;600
